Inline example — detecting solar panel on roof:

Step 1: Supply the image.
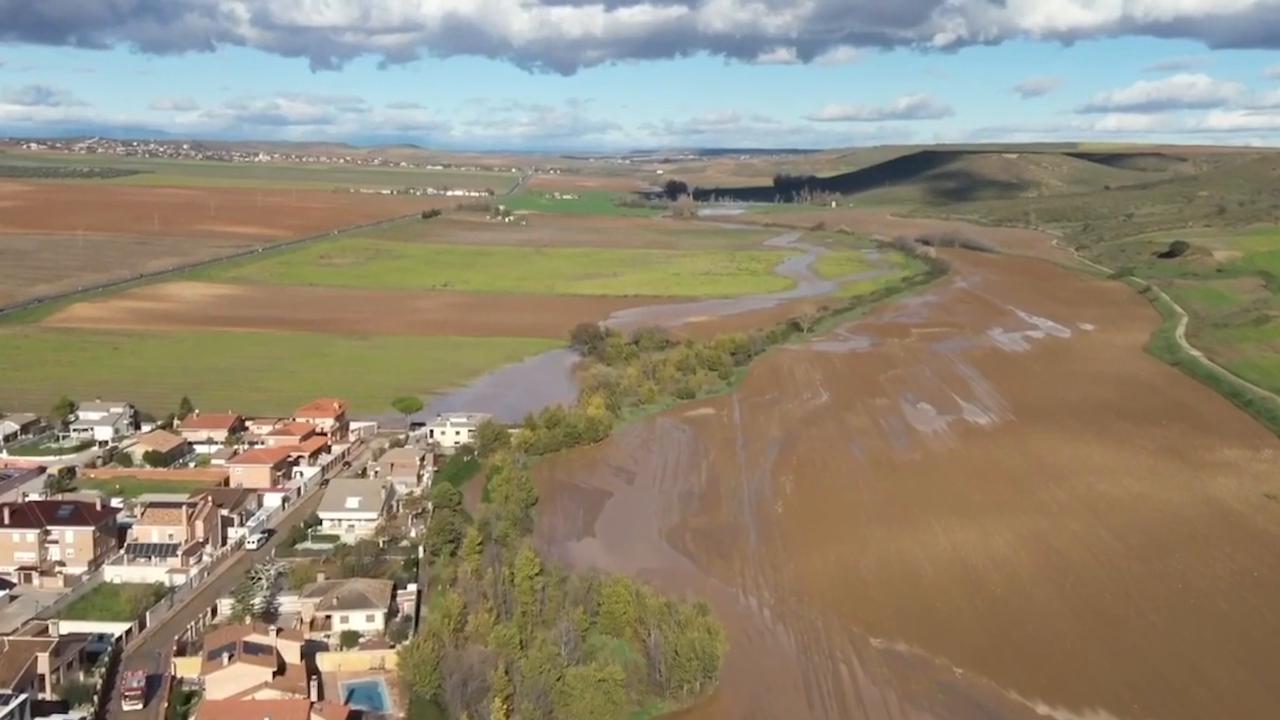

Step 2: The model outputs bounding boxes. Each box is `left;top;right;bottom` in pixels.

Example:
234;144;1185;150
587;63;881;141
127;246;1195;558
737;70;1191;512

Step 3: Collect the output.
205;642;237;662
241;641;274;656
124;542;180;558
56;505;75;518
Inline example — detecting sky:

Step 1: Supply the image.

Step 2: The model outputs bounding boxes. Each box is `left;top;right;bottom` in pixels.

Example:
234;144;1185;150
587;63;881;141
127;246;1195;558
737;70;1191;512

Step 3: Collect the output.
2;1;1280;151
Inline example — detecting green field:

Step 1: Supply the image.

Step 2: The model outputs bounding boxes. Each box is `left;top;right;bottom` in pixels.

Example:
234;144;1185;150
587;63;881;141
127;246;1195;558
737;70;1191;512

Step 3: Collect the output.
200;239;800;297
0;151;518;192
77;476;218;500
63;582;168;621
0;327;559;416
503;191;658;217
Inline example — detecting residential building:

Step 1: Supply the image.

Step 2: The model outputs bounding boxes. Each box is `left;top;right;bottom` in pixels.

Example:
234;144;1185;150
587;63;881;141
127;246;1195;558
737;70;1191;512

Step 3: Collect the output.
370;447;429;494
0;692;30;720
245;418;286;439
316;478;390;541
122;496;223;568
190;488;260;540
292;399;348;440
196;623;307;700
0;416;42;448
0;500;120;581
285;437;329;468
425;412;491;451
226;448;295;490
299;577;395;637
0;621;89;698
127;430;191;466
177;412;245;446
261;423;317;449
66;400;135;446
196;699;350;720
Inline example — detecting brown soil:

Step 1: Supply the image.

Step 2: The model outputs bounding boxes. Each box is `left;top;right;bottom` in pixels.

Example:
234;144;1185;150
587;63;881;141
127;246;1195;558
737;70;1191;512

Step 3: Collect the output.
535;241;1280;719
0;181;450;306
41;281;678;339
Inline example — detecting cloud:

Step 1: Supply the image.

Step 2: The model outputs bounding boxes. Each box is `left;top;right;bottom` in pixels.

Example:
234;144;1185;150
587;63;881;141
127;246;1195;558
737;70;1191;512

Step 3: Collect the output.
1077;73;1244;113
754;47;799;65
814;46;863;66
3;84;85;107
385;101;425;110
149;96;199;111
1196;109;1280;132
1012;75;1062;99
806;94;953;122
1143;55;1208;73
1266;65;1280;79
6;1;1280;75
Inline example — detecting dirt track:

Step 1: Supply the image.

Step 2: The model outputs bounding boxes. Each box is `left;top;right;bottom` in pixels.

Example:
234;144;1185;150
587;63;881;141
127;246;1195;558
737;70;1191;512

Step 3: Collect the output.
534;227;1280;719
41;281;680;339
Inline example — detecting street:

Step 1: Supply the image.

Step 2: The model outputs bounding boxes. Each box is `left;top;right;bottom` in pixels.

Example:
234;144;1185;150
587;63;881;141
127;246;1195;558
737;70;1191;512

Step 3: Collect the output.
103;446;372;720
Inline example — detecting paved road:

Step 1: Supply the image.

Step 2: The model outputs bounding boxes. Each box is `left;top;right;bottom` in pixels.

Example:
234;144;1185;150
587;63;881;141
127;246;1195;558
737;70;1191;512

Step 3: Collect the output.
107;484;327;720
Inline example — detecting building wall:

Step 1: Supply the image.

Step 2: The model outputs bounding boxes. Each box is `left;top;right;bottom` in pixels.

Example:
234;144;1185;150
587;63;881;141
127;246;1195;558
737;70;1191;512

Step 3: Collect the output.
318;517;378;539
132;523;189;545
228;465;279;489
326;609;386;633
315;648;397;673
0;528;44;571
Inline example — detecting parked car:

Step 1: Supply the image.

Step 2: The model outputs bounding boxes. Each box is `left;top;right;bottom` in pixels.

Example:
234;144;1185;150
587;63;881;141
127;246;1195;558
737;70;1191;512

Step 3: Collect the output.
245;532;269;550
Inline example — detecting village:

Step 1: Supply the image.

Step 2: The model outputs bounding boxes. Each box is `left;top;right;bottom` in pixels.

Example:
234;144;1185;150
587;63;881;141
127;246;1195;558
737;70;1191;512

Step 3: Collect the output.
0;399;493;720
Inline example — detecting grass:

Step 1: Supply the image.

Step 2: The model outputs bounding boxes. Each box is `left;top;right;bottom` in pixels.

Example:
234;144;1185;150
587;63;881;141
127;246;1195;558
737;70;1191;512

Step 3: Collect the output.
0;151;518;192
200;239;798;297
0;327;560;416
503;191;658;217
1140;284;1280;435
435;453;481;490
63;582;167;621
4;437;93;457
76;476;217;500
812;251;876;279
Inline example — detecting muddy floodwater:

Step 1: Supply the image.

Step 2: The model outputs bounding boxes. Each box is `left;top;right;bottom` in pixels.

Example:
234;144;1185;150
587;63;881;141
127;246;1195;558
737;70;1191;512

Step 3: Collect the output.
534;223;1280;720
420;229;889;422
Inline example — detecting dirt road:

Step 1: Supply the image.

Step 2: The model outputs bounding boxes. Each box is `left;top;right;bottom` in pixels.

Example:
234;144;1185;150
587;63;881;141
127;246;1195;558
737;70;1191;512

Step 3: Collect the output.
534;227;1280;720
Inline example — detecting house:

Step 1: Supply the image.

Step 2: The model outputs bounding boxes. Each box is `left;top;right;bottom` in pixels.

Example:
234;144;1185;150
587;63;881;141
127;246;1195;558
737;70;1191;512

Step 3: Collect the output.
0;621;90;698
292;399;348;440
126;430;191;466
177;412;245;446
370;447;429;494
191;488;260;540
299;577;394;638
0;500;120;581
226;448;295;490
285;437;330;468
66;400;135;446
122;496;223;568
196;699;350;720
261;423;317;449
0;692;29;720
425;412;491;451
196;623;307;700
316;478;390;541
245;418;286;440
0;415;42;448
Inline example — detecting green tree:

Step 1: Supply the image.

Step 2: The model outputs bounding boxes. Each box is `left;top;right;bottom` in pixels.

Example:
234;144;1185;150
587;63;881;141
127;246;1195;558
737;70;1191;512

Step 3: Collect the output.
553;662;628;720
56;679;97;709
338;630;362;650
512;544;544;636
391;396;425;427
114;450;135;468
597;576;638;641
398;630;443;700
475;419;510;458
142;449;170;468
489;663;512;720
50;396;76;430
177;395;195;420
230;575;259;621
44;466;76;495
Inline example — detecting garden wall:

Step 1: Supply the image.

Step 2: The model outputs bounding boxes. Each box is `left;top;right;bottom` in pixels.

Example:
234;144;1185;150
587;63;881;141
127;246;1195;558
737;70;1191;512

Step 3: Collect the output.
83;468;228;483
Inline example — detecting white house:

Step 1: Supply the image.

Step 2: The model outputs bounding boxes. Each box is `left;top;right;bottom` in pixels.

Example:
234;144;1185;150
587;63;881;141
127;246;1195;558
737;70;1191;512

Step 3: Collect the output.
67;401;135;446
299;577;394;638
425;413;491;452
316;478;390;541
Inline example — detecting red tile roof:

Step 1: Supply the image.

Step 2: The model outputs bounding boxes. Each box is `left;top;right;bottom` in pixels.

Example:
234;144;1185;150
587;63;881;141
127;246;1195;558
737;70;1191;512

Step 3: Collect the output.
178;413;243;432
227;447;294;467
265;422;317;438
134;430;188;454
286;437;329;457
0;500;119;530
293;398;347;420
197;699;311;720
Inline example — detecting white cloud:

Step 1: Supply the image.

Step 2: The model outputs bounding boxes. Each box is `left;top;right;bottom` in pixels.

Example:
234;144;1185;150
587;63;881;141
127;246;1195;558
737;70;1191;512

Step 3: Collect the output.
754;47;799;65
806;94;953;122
3;84;85;108
1012;75;1062;99
1078;73;1245;113
1196;109;1280;132
8;1;1280;75
1142;56;1208;73
149;96;199;112
814;46;863;66
1266;65;1280;80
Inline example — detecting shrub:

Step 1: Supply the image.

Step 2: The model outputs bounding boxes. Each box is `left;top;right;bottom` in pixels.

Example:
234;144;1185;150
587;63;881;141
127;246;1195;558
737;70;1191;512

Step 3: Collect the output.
339;630;362;650
142;449;169;468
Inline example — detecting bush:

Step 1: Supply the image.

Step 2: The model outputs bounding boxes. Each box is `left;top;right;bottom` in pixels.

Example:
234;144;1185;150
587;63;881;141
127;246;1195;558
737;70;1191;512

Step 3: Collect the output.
339;629;362;650
114;451;134;468
142;449;169;468
57;679;97;709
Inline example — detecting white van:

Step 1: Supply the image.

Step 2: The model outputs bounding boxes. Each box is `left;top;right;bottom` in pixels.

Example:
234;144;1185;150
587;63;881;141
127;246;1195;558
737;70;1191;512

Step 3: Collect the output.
244;532;269;550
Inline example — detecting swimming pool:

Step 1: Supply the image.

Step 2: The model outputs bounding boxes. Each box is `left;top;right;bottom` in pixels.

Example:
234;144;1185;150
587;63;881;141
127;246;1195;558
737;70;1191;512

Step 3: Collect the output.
340;677;392;713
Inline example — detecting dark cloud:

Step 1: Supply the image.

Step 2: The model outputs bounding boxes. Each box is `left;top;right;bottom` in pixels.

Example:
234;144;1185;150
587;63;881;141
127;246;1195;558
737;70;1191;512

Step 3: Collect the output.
3;84;85;107
2;1;1280;74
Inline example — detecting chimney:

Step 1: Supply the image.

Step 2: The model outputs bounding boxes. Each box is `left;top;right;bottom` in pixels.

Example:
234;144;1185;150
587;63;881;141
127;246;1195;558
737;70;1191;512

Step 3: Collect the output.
181;503;190;528
308;675;319;702
222;651;231;667
2;506;9;524
269;625;279;645
315;571;326;583
95;496;103;511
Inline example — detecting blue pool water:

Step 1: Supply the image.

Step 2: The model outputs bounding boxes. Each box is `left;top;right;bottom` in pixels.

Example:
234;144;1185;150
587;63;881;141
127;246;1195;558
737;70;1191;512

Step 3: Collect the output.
340;678;392;713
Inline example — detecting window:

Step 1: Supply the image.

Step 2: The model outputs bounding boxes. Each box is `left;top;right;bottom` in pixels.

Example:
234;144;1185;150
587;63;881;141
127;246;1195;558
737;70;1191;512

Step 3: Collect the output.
338;615;348;625
166;531;175;542
365;614;375;623
64;530;74;542
25;532;34;543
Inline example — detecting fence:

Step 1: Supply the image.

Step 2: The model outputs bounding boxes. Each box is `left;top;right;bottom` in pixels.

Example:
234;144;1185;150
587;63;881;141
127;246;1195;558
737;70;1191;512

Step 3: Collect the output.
83;469;229;483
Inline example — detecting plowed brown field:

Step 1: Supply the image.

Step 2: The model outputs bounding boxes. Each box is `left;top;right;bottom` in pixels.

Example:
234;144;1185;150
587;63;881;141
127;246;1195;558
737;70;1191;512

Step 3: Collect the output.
534;232;1280;719
40;281;677;339
0;181;447;306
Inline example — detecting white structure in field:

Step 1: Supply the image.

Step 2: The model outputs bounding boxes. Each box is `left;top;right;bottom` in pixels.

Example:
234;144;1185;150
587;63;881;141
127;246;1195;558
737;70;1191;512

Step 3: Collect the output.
425;413;492;451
